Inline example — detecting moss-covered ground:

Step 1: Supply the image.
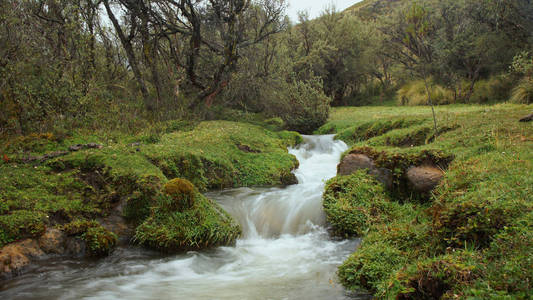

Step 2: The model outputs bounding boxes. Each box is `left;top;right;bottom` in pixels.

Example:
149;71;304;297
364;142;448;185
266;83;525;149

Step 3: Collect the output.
0;121;300;251
318;104;533;298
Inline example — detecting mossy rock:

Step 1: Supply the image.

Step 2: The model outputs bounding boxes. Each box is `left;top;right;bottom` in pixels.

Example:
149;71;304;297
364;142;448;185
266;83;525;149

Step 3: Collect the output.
134;184;241;252
323;171;392;237
163;178;195;211
61;220;117;257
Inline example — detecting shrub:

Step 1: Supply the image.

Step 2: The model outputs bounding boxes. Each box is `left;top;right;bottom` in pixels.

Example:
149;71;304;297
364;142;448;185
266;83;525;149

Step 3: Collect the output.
323;171;391;237
266;79;331;134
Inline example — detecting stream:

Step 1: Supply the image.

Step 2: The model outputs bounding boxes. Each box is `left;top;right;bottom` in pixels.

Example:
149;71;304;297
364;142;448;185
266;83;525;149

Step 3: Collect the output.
1;135;366;300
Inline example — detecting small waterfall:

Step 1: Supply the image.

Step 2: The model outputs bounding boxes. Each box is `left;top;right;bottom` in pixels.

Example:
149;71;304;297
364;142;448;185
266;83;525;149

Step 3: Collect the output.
1;135;365;300
215;135;348;238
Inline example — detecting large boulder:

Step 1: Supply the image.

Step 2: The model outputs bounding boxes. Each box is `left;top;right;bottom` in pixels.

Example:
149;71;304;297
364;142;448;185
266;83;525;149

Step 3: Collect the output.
337;154;393;189
338;154;375;175
406;165;444;192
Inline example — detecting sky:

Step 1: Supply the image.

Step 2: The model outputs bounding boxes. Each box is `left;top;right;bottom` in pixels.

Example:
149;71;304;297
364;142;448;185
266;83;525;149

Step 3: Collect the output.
286;0;363;22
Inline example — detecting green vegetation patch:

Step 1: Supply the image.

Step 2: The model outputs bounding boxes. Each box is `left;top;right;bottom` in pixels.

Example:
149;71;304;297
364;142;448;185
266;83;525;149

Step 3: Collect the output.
144;121;300;191
323;171;392;237
61;220;117;256
134;179;241;252
322;104;533;297
328;118;426;145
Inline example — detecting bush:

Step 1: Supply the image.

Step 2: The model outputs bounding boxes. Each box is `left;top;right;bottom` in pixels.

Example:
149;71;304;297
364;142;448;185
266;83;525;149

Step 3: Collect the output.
323;171;391;237
266;79;331;134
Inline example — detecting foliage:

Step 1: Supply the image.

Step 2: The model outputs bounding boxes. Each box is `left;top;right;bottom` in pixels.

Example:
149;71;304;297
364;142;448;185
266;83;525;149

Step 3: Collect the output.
265;79;331;134
510;77;533;104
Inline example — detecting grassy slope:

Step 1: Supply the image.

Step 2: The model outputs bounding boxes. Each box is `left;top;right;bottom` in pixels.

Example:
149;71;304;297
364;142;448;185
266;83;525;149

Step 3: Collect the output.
0;121;300;249
318;104;533;298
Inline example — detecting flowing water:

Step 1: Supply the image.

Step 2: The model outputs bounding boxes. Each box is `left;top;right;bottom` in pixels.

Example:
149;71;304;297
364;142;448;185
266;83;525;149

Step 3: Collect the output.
1;135;367;300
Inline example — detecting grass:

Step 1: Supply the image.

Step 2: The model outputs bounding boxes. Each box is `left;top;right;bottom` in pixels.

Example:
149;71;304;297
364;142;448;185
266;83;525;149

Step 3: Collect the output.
0;120;300;252
134;182;241;251
321;103;533;298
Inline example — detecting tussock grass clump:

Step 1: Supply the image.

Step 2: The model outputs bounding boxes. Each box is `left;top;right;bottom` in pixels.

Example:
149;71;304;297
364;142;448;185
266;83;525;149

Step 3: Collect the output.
134;184;241;252
323;171;392;237
397;80;454;106
510;77;533;104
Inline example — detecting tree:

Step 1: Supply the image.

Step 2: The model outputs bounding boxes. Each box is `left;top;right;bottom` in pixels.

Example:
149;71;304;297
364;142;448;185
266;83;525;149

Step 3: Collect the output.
382;2;438;135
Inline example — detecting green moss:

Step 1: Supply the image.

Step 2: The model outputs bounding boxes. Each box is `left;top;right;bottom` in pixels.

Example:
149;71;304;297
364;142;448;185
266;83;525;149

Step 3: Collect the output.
385;251;479;299
332;118;426;145
0;210;47;247
323;171;392;237
321;104;532;297
134;189;241;252
464;213;533;298
338;241;407;293
163;178;195;210
61;220;117;256
144;121;299;191
83;226;118;256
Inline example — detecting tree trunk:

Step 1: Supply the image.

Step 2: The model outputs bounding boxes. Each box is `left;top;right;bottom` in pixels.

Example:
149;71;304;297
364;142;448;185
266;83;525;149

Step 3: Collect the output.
103;0;152;111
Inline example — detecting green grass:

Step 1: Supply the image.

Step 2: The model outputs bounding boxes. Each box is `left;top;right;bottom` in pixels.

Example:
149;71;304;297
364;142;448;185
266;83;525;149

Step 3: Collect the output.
321;103;533;298
134;188;241;252
0;120;300;252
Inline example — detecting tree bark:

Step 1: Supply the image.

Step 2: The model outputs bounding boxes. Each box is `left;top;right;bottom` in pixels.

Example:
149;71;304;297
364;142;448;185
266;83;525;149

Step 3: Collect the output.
103;0;153;111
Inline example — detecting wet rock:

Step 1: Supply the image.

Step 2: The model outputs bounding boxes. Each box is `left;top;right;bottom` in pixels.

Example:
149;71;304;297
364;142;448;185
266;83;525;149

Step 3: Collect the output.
338;154;393;189
281;172;298;185
64;237;86;257
371;168;394;191
39;228;66;254
407;165;444;192
338;154;375;175
519;113;533;122
69;144;84;151
0;239;44;277
86;143;103;149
